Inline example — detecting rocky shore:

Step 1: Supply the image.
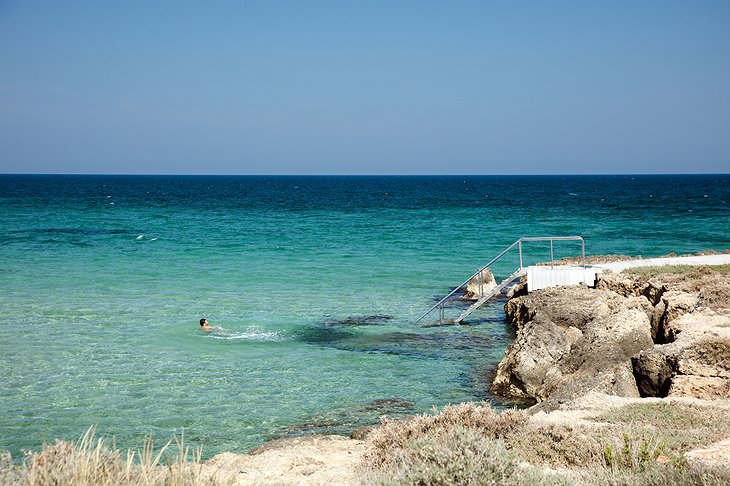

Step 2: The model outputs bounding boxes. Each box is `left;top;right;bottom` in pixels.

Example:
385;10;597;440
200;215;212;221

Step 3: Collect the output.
197;258;730;485
493;261;730;408
5;257;729;485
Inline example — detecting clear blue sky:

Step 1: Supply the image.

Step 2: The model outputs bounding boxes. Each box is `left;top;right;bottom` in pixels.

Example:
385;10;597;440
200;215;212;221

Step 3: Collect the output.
1;1;728;174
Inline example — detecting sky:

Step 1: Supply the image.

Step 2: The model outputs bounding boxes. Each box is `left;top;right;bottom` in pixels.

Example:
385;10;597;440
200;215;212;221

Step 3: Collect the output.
1;1;729;175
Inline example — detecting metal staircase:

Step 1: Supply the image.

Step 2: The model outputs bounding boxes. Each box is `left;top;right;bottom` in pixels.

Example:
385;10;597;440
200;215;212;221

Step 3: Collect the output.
414;236;585;325
453;268;527;324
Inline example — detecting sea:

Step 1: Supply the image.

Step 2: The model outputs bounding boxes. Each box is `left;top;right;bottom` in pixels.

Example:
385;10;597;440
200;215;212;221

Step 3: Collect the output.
0;174;728;459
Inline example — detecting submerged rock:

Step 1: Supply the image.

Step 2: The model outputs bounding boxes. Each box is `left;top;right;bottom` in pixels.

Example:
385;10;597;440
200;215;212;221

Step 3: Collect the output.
330;315;394;326
363;398;414;412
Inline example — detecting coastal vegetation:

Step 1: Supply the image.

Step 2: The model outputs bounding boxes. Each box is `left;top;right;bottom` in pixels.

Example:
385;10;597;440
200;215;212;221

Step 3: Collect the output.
4;401;728;485
363;401;730;485
0;428;232;486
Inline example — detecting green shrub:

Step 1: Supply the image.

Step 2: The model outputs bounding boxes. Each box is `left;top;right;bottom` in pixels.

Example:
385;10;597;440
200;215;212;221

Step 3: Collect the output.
601;434;667;472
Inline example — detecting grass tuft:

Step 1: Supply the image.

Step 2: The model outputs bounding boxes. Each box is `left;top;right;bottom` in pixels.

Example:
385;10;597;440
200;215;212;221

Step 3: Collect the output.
0;427;231;486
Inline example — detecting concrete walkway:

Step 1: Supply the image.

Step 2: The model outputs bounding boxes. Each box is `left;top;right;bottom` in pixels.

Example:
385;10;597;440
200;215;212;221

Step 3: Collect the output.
594;254;730;273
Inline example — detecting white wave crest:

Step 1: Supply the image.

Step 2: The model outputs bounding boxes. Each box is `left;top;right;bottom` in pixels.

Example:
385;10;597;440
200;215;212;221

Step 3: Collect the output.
208;326;281;341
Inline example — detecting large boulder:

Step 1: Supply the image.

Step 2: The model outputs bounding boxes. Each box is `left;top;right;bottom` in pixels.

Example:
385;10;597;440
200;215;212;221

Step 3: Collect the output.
669;376;730;399
492;286;653;406
596;273;666;305
494;263;730;407
504;286;626;329
463;267;497;300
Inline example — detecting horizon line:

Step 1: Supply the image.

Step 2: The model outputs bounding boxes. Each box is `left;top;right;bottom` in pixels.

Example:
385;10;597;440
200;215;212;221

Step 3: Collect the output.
1;172;729;177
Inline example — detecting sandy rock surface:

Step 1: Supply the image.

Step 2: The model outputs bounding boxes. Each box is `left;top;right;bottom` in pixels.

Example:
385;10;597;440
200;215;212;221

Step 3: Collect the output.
201;435;366;485
685;438;730;468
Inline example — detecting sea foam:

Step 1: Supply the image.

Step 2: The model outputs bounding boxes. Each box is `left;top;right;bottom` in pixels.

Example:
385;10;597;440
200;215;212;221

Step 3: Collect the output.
207;327;281;342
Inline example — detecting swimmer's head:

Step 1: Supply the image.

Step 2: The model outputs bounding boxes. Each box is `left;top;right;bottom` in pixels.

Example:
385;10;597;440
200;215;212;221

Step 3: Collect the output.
200;318;208;327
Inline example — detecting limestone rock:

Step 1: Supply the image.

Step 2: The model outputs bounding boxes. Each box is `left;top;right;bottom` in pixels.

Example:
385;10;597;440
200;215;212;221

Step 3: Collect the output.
595;273;666;305
654;291;699;342
664;310;730;345
685;438;730;468
202;435;365;485
504;286;626;329
677;338;730;379
669;376;730;400
491;314;573;400
494;262;730;406
464;267;497;300
492;287;652;405
506;279;528;299
698;282;730;310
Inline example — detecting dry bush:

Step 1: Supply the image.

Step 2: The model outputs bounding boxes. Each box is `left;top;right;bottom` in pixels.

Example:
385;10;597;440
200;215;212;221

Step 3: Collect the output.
364;402;528;469
365;425;572;486
363;400;730;485
506;422;604;468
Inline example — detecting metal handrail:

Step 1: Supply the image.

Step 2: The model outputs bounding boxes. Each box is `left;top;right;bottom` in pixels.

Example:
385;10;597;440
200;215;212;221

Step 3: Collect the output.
414;236;585;324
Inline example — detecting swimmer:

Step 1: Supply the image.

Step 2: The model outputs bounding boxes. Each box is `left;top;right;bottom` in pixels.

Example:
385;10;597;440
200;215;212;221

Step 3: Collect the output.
199;318;217;331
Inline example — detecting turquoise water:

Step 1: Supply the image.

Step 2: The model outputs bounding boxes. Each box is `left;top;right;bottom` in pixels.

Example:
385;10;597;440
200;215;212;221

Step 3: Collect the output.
1;175;728;458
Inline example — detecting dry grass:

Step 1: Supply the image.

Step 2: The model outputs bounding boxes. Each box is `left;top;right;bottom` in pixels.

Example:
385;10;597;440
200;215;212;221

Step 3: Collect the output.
596;401;730;431
0;427;232;486
589;401;730;468
623;264;730;278
576;462;730;486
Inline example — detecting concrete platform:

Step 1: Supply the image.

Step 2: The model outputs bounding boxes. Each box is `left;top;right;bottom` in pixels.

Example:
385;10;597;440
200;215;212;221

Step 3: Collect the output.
527;265;600;292
594;254;730;273
527;254;730;293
